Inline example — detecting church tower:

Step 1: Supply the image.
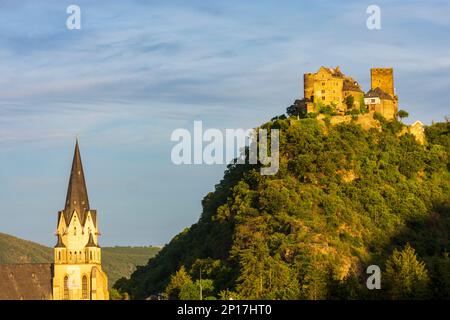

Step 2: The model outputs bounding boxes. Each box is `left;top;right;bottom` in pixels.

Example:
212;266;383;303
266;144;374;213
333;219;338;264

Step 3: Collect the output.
52;140;109;300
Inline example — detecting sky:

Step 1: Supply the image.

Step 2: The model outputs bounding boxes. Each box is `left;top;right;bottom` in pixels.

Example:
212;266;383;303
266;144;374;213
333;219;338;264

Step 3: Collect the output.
0;0;449;247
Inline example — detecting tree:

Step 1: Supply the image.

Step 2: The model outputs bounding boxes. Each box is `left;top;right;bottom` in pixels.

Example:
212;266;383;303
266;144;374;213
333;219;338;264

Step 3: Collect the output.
287;99;306;118
385;244;430;299
179;279;215;300
119;116;450;300
397;110;409;120
359;97;368;113
344;95;354;109
164;266;193;300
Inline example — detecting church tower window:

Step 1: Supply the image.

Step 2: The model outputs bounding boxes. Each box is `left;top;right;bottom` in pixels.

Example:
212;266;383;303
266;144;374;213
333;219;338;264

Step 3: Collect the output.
63;276;69;300
82;276;88;299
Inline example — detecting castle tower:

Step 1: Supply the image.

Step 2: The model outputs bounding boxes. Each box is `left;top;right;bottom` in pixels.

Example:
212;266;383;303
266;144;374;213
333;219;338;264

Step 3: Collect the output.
370;68;394;97
52;140;109;300
369;68;398;119
303;73;315;101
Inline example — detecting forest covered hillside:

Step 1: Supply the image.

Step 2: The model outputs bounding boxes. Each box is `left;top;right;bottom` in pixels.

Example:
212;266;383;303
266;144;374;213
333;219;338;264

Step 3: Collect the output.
115;114;450;300
0;233;160;287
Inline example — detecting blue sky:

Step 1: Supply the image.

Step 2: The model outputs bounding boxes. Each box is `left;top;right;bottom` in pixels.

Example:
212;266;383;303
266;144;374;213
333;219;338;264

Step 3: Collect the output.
0;0;449;246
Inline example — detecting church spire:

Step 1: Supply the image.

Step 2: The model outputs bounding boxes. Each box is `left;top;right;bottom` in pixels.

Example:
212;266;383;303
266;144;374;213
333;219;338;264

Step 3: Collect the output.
64;139;90;224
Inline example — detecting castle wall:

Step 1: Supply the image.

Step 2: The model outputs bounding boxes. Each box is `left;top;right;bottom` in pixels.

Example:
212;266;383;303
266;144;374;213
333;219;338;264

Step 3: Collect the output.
371;68;394;97
343;90;364;110
304;73;314;101
312;69;344;111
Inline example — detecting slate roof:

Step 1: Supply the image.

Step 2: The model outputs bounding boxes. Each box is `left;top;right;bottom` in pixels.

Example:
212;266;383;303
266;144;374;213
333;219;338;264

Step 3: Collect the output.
63;140;91;227
86;233;99;248
343;78;363;92
0;264;53;300
54;233;65;248
365;87;393;100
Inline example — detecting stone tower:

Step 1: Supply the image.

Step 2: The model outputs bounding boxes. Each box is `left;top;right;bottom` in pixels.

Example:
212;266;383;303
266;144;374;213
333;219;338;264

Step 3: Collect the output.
369;68;398;118
52;140;109;300
370;68;394;97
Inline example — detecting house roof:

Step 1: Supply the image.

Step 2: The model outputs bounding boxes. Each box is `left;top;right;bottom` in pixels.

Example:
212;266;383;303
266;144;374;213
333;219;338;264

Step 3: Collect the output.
0;264;53;300
365;87;394;100
343;77;363;92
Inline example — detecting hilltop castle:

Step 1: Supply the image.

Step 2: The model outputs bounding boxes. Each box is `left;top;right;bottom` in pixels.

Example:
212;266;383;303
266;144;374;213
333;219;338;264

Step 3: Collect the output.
0;140;109;300
302;66;398;119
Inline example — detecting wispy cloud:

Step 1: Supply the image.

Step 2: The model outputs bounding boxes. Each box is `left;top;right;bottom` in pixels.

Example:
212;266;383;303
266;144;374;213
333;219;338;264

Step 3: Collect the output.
0;0;449;245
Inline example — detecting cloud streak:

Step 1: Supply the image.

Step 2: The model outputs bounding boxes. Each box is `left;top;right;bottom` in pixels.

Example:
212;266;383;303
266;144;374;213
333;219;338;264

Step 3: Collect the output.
0;0;449;246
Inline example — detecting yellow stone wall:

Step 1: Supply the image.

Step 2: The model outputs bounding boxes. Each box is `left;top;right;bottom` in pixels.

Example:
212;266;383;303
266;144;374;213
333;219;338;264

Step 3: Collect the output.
304;73;315;101
367;98;397;120
371;68;394;97
343;90;364;109
313;68;344;110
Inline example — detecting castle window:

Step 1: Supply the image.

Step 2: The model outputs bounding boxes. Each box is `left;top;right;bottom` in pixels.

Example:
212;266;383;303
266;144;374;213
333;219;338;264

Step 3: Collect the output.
82;276;88;299
58;252;61;261
64;276;69;300
321;90;325;94
90;252;92;260
322;82;325;86
74;227;77;236
322;96;326;101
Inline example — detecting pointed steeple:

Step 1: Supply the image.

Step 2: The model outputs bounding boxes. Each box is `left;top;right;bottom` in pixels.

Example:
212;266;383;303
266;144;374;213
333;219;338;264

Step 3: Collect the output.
64;138;90;225
55;233;65;248
86;233;98;248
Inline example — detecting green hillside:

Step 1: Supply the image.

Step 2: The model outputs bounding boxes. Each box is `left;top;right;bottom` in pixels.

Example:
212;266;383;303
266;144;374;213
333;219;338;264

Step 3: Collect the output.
116;115;450;300
0;233;160;287
0;233;53;263
102;246;161;287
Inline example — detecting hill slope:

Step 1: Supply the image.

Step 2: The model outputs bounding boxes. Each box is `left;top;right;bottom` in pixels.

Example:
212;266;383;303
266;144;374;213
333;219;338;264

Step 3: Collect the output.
0;233;160;287
116;116;450;300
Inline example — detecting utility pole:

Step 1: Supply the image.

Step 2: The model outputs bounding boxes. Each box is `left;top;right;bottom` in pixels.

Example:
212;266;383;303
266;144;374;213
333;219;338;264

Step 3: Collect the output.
199;267;203;300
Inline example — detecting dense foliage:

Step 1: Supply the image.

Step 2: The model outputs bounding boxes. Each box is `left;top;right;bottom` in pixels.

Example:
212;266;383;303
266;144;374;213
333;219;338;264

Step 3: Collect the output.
116;116;450;300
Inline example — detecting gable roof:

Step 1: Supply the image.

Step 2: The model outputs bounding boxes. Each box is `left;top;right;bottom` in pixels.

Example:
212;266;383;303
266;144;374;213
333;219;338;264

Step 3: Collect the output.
343;77;363;92
365;87;393;100
86;233;99;248
0;264;53;300
54;233;65;248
